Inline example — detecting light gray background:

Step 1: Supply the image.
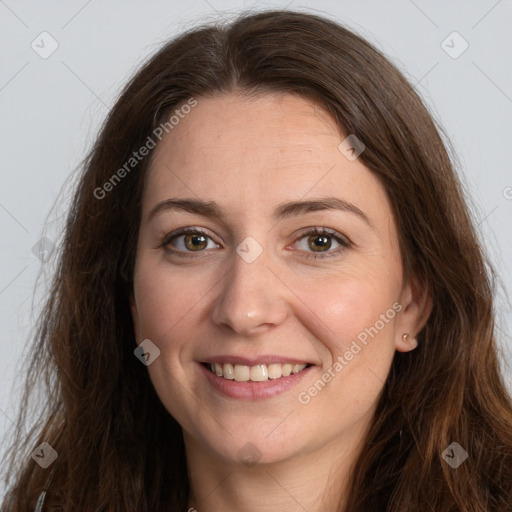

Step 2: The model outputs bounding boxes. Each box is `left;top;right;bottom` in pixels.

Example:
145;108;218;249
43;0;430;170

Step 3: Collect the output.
1;0;511;494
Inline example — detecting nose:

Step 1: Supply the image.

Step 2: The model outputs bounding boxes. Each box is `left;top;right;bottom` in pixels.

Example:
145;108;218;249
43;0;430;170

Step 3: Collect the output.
210;247;289;337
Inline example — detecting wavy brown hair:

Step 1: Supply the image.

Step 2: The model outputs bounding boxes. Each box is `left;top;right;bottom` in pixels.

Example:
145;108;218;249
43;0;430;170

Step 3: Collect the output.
2;9;512;512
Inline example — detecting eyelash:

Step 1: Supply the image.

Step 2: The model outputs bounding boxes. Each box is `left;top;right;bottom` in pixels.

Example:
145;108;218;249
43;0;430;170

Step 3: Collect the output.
159;226;350;260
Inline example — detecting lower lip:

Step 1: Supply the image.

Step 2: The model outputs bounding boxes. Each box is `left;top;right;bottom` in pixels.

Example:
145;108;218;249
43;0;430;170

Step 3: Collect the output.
198;363;313;400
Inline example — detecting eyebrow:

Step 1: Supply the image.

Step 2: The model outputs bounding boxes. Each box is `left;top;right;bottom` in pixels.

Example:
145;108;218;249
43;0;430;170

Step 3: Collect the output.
148;197;373;228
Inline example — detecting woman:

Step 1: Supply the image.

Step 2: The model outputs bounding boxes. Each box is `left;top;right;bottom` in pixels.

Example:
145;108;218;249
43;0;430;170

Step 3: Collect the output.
2;9;511;511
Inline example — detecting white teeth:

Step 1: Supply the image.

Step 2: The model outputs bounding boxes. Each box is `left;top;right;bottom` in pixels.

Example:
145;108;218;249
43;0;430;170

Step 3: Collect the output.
223;363;235;380
207;362;308;381
268;363;282;379
250;365;268;382
234;365;250;382
292;364;302;374
282;363;293;377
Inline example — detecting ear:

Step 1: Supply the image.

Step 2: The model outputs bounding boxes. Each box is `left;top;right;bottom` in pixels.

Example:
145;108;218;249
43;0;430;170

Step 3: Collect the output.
395;272;432;353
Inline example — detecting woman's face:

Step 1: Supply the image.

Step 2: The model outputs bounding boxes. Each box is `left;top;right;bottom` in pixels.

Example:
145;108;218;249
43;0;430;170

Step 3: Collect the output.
130;92;424;466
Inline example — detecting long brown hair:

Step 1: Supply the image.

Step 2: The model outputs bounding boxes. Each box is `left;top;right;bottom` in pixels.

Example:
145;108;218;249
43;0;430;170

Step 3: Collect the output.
2;9;511;511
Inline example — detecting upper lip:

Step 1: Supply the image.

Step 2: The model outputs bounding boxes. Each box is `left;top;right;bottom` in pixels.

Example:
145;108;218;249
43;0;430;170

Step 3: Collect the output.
201;355;313;366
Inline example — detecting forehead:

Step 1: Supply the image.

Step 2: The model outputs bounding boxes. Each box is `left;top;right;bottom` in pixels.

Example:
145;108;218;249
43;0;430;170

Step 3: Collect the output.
143;92;390;224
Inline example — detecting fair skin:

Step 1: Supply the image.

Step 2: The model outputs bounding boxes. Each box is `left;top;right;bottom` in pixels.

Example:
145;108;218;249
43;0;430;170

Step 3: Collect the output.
130;92;431;511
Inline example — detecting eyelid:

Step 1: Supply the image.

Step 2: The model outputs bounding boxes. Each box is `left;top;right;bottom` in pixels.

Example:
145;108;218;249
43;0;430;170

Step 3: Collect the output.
292;226;350;245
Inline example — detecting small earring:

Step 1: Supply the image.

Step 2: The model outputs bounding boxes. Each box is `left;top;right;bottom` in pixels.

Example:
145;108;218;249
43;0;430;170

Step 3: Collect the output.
402;333;418;347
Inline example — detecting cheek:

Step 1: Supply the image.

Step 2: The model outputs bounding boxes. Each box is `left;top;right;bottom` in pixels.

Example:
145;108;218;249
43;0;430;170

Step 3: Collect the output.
299;272;399;347
131;261;207;423
293;277;399;418
132;258;210;342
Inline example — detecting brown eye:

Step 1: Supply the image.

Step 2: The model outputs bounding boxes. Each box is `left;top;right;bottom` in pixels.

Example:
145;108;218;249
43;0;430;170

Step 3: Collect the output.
163;229;219;254
293;228;349;259
307;234;332;252
184;232;208;251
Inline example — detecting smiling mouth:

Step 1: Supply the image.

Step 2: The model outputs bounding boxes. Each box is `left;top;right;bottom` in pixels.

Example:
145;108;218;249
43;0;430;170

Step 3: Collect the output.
203;362;311;382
